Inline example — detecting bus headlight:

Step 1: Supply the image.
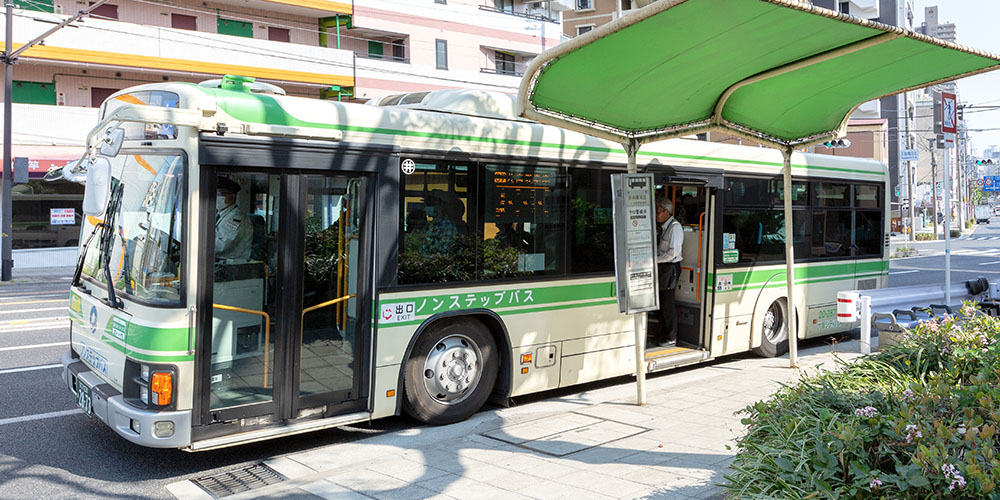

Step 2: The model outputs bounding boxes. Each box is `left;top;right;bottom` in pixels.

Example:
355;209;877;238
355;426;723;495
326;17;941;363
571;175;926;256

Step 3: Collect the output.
150;371;173;406
125;359;177;410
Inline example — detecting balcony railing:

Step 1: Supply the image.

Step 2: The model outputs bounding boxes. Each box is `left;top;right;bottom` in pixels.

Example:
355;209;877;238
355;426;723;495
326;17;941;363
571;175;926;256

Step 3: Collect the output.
480;66;524;78
356;52;409;64
478;4;558;23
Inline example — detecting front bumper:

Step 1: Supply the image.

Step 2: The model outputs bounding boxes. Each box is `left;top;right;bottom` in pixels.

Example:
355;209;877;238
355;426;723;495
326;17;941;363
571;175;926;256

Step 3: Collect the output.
61;351;192;448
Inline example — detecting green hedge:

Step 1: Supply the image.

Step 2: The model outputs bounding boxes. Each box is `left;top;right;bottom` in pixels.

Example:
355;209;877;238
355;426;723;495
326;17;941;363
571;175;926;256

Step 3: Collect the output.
723;305;1000;499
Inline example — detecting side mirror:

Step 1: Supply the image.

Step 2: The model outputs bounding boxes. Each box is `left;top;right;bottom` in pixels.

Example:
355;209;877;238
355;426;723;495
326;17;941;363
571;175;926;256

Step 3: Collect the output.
98;127;125;158
83;157;112;215
60;160;87;184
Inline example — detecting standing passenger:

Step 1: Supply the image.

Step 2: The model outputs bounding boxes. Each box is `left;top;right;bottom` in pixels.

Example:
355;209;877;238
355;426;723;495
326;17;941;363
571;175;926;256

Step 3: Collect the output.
654;196;683;347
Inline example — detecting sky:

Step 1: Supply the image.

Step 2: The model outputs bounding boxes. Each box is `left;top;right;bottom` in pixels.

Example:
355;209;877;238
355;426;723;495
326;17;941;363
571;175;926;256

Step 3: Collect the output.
910;0;1000;154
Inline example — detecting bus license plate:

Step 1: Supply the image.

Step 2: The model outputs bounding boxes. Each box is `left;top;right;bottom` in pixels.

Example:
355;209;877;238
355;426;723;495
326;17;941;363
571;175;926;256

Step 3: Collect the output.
76;378;93;416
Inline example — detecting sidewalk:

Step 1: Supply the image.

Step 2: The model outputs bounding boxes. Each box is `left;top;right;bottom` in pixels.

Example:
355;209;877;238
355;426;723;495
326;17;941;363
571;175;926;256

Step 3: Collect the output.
168;340;867;500
0;265;76;286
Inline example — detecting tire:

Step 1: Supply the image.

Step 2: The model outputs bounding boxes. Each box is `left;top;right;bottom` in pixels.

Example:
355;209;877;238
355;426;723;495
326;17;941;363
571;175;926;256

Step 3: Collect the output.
751;299;789;358
403;318;498;425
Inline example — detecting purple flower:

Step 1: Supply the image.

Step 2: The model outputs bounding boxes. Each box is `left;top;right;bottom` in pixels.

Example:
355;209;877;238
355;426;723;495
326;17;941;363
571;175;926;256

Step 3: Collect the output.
854;406;878;418
901;389;916;402
869;478;882;490
905;424;922;443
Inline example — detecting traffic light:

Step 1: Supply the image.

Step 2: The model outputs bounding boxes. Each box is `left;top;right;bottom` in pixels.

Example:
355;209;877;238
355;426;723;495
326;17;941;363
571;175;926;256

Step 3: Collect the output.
822;138;851;148
976;159;995;165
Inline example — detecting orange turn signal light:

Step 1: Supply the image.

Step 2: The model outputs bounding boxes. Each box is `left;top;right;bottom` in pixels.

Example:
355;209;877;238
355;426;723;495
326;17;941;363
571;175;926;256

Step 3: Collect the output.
521;367;529;374
521;353;532;364
150;372;173;406
387;389;396;398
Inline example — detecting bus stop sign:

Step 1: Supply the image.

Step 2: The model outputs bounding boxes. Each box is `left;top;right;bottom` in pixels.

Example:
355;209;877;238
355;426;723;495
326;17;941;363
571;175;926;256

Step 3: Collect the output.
611;173;659;314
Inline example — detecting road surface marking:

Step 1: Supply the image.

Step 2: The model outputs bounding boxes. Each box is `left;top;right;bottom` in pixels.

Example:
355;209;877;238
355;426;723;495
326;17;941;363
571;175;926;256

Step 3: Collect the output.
0;342;69;352
0;299;66;306
0;364;61;375
890;270;919;275
0;409;81;426
0;307;66;315
979;261;1000;266
0;324;70;334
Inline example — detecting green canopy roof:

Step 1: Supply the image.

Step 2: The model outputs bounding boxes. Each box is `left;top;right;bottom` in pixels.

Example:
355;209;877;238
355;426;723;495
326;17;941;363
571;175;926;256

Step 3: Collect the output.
517;0;1000;148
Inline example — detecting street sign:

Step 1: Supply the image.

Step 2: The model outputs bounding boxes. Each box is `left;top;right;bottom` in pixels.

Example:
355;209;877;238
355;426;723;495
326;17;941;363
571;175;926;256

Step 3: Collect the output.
611;173;659;314
978;178;985;186
899;149;919;162
985;176;1000;192
942;92;957;147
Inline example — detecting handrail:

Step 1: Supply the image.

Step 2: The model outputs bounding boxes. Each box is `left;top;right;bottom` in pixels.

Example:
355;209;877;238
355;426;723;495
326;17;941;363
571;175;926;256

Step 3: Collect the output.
302;294;355;316
212;303;271;387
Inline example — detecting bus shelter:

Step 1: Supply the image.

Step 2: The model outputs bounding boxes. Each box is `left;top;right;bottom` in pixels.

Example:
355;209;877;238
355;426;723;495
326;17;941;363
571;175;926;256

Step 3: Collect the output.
516;0;1000;397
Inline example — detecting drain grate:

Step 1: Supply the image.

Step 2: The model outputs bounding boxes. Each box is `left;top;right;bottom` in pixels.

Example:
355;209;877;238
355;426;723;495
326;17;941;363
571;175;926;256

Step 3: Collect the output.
192;463;287;498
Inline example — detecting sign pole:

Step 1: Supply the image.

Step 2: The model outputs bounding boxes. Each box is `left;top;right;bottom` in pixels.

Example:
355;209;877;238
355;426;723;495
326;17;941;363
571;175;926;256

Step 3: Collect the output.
942;92;957;306
625;141;647;406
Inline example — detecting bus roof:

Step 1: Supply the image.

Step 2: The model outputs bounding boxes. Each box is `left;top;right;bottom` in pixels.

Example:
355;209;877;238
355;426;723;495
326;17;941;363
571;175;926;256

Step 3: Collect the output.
107;82;887;180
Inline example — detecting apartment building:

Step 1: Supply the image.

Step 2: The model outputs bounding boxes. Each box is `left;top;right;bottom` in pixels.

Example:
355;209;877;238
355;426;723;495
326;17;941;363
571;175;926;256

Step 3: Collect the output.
0;0;565;262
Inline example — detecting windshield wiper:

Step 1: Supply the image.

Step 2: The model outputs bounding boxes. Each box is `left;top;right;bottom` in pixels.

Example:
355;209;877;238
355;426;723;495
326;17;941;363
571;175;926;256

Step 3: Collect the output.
72;182;125;309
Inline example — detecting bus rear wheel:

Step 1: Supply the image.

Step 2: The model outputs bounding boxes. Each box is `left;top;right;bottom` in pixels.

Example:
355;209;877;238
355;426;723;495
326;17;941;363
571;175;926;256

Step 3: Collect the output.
403;318;497;425
752;299;789;358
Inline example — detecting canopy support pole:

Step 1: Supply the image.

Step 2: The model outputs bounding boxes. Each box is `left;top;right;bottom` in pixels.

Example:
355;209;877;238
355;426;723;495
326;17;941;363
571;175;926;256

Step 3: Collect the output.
625;139;647;406
781;147;799;369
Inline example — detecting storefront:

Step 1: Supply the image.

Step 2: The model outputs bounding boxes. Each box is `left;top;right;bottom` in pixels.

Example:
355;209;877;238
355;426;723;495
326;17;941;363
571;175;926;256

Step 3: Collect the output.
9;146;84;250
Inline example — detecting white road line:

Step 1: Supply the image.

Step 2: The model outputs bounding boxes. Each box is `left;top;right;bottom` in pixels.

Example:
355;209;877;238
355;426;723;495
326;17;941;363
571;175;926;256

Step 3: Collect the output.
0;293;67;301
979;261;1000;266
0;307;66;315
1;316;69;325
0;324;70;334
0;409;81;426
0;342;69;352
0;363;61;375
890;270;920;275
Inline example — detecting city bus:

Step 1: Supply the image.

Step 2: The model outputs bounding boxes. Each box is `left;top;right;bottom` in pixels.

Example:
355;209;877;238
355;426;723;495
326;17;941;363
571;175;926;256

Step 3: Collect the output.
60;77;888;450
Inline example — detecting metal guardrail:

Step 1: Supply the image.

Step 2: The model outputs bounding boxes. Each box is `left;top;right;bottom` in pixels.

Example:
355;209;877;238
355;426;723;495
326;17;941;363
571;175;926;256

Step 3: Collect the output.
837;278;996;354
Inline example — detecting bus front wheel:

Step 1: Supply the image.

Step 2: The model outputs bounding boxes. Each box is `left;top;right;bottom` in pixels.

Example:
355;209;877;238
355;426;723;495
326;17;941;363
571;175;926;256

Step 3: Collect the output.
403;318;498;425
752;299;789;358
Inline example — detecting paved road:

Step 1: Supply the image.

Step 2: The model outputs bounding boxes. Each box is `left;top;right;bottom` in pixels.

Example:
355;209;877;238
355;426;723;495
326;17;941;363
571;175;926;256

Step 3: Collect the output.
890;217;1000;287
0;270;414;500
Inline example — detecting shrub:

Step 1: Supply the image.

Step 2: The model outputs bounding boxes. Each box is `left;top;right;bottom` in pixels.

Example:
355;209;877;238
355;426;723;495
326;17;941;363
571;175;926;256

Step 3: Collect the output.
724;306;1000;499
916;233;936;241
951;229;962;238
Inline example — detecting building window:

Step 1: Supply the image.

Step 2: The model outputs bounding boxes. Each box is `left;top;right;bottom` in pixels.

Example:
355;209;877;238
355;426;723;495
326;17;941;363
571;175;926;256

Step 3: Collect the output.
577;24;594;36
495;51;515;76
217;17;253;38
12;80;55;105
89;2;118;20
91;87;118;108
435;39;448;70
268;27;290;42
13;0;53;13
494;0;513;12
576;0;593;11
435;0;445;3
368;41;384;59
391;39;406;61
839;1;849;14
171;14;197;30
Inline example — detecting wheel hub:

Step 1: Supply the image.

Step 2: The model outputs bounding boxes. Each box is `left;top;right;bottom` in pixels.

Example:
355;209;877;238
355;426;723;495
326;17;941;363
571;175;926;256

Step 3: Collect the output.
423;334;481;405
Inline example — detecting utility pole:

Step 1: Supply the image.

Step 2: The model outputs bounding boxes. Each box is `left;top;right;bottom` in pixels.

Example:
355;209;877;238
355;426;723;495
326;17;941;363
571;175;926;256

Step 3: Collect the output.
930;139;939;238
2;0;13;281
2;0;108;281
907;134;915;241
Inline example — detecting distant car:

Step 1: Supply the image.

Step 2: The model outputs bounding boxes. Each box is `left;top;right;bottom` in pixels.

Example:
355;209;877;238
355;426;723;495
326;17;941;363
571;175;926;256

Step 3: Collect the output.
976;205;992;224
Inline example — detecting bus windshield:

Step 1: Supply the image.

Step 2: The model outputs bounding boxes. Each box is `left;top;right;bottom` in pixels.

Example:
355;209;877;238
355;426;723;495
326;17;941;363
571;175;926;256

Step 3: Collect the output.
80;153;185;305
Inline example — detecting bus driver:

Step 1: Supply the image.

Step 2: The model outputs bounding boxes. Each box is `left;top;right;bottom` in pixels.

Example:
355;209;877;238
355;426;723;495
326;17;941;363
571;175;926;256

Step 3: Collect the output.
215;176;253;263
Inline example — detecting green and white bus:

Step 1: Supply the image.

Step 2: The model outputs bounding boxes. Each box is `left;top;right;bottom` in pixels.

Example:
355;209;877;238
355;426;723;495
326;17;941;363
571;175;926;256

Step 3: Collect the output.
60;77;887;450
